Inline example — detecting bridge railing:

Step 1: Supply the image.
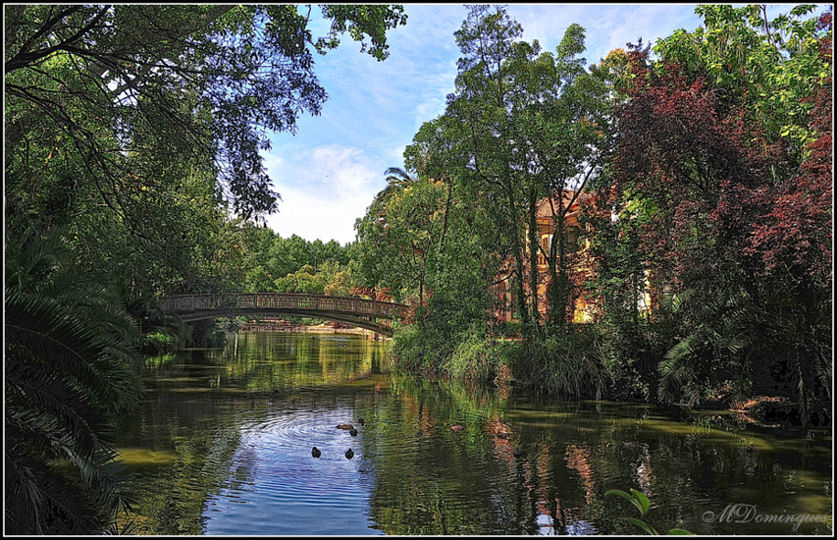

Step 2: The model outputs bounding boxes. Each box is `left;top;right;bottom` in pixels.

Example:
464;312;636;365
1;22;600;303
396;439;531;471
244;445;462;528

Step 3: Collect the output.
159;292;408;319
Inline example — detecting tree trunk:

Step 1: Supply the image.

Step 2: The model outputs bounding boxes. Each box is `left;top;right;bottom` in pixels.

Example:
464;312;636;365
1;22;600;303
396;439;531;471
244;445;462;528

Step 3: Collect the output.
438;176;453;254
527;187;541;330
504;174;530;333
548;195;569;327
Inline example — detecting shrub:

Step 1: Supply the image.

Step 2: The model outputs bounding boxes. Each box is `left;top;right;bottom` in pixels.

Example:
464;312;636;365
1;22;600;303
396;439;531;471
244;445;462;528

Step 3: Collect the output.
508;326;608;399
443;323;503;382
390;321;439;372
141;331;178;354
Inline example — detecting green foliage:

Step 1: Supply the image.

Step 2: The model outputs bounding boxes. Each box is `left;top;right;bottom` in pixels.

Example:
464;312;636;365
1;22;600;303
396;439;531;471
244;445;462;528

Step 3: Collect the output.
316;5;408;61
4;4;407;339
237;228;356;295
443;324;504;382
5;229;142;534
244;265;276;293
5;4;407;220
595;4;832;426
379;173;498;376
606;489;694;535
507;326;608;399
654;3;831;151
323;267;354;297
390;322;436;372
356;176;447;302
595;322;656;401
141;331;179;355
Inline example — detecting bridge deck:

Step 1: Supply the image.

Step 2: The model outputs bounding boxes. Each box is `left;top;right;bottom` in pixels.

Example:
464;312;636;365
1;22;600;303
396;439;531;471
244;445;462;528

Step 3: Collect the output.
159;293;408;336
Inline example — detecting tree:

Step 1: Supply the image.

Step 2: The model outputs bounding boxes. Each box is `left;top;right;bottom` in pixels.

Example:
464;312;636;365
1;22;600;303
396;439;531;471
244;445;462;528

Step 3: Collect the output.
607;6;832;423
5;5;408;220
442;5;536;332
356;177;447;304
510;23;612;328
433;6;611;334
653;4;830;154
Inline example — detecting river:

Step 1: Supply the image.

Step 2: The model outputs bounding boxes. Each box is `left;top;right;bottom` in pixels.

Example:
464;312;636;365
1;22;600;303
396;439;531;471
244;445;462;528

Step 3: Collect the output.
113;332;832;535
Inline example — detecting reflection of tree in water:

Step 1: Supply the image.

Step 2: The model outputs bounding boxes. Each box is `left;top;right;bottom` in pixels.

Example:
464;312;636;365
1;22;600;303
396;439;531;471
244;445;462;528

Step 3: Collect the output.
363;376;614;535
116;402;248;534
208;333;382;390
565;443;595;504
362;377;650;535
117;337;832;535
623;441;654;496
363;376;527;534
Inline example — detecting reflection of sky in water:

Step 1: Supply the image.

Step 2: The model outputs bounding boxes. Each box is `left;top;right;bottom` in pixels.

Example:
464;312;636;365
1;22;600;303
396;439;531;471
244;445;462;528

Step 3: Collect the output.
566;520;597;535
537;511;597;535
118;334;832;536
203;406;382;535
537;513;554;535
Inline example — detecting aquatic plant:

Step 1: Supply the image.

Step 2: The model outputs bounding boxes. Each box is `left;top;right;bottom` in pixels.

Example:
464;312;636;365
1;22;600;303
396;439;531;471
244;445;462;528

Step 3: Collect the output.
605;488;693;535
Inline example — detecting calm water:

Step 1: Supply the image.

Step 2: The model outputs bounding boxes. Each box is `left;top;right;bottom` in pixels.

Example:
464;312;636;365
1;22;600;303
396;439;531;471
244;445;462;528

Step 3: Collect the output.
114;332;832;535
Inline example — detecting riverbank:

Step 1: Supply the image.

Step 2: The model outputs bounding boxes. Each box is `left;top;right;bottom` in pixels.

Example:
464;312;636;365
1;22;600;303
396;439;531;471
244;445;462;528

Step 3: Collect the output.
389;324;830;431
238;318;387;339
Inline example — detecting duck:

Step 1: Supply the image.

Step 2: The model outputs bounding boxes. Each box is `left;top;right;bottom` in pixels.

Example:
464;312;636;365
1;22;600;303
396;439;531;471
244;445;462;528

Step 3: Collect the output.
357;418;365;426
349;428;358;436
345;449;354;459
336;424;354;430
311;447;321;458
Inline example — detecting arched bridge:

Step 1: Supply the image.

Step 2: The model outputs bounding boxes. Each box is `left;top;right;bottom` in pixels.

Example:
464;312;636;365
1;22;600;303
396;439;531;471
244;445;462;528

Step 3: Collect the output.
159;293;408;337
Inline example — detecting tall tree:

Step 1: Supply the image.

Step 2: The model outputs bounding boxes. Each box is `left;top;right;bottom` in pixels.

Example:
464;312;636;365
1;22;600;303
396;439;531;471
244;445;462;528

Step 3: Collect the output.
444;5;535;332
5;5;408;221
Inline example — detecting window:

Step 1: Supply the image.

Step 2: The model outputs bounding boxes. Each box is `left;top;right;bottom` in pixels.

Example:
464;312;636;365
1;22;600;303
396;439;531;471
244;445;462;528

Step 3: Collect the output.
539;234;552;265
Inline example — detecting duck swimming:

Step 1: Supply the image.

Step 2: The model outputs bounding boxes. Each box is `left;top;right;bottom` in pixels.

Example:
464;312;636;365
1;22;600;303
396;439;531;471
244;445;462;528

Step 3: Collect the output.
336;424;354;430
311;447;321;458
349;428;358;436
345;449;354;459
357;418;365;426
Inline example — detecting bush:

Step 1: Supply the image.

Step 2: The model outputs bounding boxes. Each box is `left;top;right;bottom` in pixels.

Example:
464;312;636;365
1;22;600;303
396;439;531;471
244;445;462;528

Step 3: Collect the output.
141;331;178;354
508;326;608;399
206;329;228;348
443;323;503;382
390;321;440;372
595;321;661;401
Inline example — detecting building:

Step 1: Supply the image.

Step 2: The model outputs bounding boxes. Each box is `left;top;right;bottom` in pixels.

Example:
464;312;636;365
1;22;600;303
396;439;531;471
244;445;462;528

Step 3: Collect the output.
492;190;601;324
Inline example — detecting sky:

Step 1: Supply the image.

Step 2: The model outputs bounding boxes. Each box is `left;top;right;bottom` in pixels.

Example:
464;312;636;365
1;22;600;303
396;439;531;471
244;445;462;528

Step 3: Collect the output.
260;3;817;244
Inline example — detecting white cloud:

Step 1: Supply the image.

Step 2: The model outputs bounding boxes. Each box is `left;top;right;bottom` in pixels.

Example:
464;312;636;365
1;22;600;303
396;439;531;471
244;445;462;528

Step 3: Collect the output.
263;144;383;244
510;4;701;65
258;3;749;244
389;144;407;163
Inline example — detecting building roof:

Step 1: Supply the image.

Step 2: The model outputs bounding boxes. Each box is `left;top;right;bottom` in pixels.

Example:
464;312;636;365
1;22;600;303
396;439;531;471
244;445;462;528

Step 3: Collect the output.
535;190;592;220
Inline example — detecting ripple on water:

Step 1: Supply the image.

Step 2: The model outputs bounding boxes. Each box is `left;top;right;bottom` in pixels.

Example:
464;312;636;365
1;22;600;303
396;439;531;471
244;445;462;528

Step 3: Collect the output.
203;406;381;535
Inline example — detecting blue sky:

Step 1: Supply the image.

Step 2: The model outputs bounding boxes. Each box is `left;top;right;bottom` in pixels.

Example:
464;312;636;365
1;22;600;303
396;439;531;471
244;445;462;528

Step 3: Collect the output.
260;3;816;244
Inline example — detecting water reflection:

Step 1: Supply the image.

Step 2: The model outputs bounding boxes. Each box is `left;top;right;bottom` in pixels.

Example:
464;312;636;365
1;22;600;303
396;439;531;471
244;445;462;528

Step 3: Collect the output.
114;332;832;535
